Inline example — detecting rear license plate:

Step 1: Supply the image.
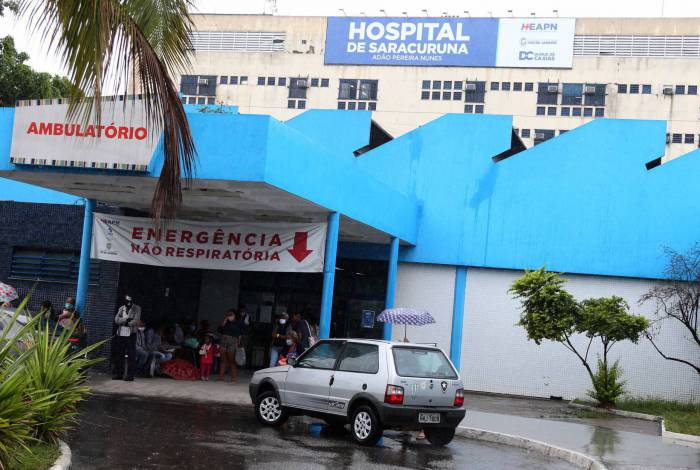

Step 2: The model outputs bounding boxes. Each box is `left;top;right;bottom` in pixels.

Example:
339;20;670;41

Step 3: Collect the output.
418;413;441;424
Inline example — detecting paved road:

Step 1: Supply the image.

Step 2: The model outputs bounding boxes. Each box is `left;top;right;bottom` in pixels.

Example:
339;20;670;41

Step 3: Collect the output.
68;394;577;470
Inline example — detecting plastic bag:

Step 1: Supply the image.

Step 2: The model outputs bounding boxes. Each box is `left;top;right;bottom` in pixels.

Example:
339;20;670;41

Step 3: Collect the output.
235;346;246;366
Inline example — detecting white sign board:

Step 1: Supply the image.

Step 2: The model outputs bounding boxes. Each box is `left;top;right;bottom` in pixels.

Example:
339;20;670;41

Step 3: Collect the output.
496;18;576;68
91;214;327;273
10;100;160;170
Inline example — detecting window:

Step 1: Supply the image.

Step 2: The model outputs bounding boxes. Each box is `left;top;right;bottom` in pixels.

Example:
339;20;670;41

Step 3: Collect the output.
337;102;346;110
180;97;187;104
296;341;345;370
257;76;265;85
10;248;99;284
220;76;228;85
454;82;463;90
642;84;652;94
289;78;308;99
502;82;511;91
310;78;319;87
547;106;557;116
422;80;431;89
521;129;531;138
432;91;440;100
368;102;376;111
475;104;484;113
537;82;558;105
180;75;216;96
534;129;555;145
618;84;627;94
584;84;606;106
357;102;366;110
583;107;593;117
180;75;198;95
287;100;295;109
490;82;500;91
689;85;698;95
197;97;205;105
320;78;330;87
572;107;582;117
536;106;545;116
561;107;571;116
432;80;442;89
629;84;640;94
347;102;356;110
465;81;486;103
421;91;430;100
278;77;287;86
672;133;682;143
452;91;462;100
267;76;275;86
358;80;378;100
338;343;379;374
297;100;306;109
524;82;534;92
685;134;695;144
513;82;523;91
392;347;457;379
676;85;686;95
442;91;451;100
230;76;239;85
595;108;605;117
187;97;196;104
443;81;453;90
339;79;358;99
464;104;473;113
207;97;215;105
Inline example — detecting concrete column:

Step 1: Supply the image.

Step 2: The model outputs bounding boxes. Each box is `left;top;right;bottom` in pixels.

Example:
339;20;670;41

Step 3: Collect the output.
449;266;468;370
319;211;340;339
75;199;96;317
383;237;399;341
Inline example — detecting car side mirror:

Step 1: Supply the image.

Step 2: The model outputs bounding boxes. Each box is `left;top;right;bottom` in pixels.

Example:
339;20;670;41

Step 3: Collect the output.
288;358;297;367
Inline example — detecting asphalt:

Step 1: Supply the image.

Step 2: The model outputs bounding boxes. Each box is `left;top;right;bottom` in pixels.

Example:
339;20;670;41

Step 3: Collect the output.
68;394;578;470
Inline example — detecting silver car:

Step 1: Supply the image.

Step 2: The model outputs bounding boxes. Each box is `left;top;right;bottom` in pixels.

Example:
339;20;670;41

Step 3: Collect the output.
249;339;466;446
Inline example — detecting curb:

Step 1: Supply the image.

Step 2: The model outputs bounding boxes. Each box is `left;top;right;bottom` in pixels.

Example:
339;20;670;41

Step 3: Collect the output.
48;440;71;470
456;426;607;470
568;401;700;445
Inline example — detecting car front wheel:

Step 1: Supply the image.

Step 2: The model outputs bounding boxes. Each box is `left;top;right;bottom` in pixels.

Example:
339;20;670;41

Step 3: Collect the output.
350;405;383;446
424;427;456;446
255;391;288;427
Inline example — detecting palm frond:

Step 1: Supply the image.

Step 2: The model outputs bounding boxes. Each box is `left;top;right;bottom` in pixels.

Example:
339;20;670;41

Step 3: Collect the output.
20;0;197;223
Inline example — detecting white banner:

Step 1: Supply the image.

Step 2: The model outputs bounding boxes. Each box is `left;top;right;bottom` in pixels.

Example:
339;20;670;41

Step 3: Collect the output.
496;18;575;68
91;214;327;273
10;99;160;170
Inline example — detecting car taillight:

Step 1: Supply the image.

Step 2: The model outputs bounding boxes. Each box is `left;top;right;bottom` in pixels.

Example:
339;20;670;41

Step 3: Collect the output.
454;388;465;407
384;385;404;405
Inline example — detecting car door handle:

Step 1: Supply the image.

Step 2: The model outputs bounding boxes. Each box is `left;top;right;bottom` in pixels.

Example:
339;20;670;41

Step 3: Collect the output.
329;376;334;386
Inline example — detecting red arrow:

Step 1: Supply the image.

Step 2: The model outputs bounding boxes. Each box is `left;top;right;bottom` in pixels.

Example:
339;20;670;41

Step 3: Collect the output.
288;232;313;263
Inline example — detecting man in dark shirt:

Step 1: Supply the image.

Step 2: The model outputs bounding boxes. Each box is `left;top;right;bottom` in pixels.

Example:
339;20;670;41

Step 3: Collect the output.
291;312;311;352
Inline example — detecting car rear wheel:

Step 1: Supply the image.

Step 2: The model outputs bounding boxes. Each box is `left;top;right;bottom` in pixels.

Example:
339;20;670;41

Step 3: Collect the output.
255;391;288;427
351;405;383;446
424;427;456;446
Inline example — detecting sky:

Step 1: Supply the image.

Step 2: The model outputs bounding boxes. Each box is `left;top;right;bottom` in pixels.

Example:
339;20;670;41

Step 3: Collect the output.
0;0;698;76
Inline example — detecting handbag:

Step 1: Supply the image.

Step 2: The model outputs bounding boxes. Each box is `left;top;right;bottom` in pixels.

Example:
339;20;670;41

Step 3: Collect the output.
235;345;246;366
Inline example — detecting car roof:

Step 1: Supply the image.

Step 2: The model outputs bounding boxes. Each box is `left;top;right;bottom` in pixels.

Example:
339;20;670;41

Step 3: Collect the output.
321;338;440;349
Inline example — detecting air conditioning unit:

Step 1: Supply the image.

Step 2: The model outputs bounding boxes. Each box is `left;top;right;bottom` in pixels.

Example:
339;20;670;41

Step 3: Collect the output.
583;85;597;94
534;132;546;140
294;79;309;88
197;78;209;85
662;86;674;95
465;83;477;91
547;85;559;93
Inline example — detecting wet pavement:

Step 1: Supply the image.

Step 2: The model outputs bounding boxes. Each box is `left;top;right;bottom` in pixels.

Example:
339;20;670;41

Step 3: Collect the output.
68;394;577;470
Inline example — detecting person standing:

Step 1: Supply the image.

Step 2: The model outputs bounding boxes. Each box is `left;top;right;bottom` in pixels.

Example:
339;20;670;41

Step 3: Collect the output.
217;308;242;383
112;295;141;381
290;311;312;352
269;313;289;367
198;334;216;381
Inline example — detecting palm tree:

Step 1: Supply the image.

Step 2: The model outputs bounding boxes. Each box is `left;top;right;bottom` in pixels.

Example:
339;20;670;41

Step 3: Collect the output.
20;0;196;222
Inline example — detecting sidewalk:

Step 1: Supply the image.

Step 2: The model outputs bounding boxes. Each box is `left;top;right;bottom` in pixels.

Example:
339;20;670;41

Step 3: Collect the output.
87;373;700;469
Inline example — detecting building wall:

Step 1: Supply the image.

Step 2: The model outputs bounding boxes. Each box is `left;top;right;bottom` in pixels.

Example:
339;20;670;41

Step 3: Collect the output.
181;15;700;159
393;262;455;354
460;267;700;402
0;201;120;362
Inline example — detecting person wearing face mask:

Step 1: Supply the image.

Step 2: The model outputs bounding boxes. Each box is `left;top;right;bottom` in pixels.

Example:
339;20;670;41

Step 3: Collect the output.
112;295;141;381
269;313;289;368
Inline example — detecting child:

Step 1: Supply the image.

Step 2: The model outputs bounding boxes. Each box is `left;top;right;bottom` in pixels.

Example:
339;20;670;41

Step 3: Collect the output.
199;334;216;381
278;331;300;366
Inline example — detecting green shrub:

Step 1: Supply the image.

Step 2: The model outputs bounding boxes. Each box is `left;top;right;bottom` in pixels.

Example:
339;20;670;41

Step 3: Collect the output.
587;359;626;407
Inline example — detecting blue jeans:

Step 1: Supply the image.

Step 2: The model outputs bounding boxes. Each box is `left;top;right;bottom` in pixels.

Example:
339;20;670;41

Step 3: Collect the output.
135;347;150;369
269;346;284;368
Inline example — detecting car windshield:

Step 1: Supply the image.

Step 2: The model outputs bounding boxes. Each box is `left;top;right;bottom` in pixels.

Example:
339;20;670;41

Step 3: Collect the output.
392;346;458;379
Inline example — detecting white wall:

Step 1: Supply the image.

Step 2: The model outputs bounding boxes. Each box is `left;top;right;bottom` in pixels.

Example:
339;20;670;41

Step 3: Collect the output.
461;267;700;402
393;263;455;355
197;270;240;326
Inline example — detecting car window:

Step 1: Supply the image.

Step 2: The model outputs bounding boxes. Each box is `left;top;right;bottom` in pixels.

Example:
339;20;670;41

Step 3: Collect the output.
295;341;344;370
392;347;458;379
337;343;379;374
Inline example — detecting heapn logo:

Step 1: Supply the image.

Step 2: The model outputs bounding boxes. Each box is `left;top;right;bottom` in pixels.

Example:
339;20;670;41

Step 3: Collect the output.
521;23;558;32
